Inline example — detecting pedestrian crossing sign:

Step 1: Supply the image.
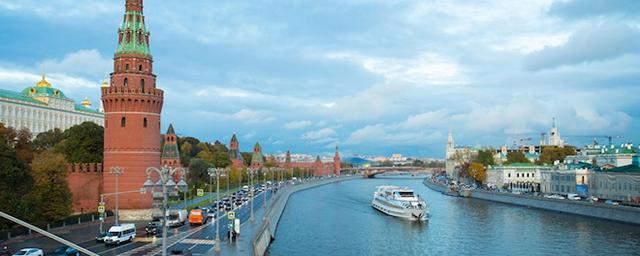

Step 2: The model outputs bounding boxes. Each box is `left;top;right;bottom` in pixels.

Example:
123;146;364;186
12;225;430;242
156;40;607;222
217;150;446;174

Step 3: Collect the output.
197;189;204;197
228;211;235;220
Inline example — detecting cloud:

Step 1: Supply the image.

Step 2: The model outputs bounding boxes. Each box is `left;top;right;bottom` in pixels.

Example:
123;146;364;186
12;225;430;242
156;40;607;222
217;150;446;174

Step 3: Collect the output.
285;120;313;130
548;0;640;19
345;124;442;146
302;128;336;141
524;24;640;70
398;110;449;129
37;49;111;79
0;0;119;19
232;109;275;124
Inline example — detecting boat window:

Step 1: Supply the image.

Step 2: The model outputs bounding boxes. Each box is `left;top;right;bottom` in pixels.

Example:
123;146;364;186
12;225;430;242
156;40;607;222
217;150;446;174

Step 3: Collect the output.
399;191;414;197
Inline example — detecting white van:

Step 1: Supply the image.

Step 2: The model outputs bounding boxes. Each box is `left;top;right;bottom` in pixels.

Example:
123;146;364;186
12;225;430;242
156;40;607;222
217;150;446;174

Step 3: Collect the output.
567;194;581;201
104;223;136;245
166;209;188;227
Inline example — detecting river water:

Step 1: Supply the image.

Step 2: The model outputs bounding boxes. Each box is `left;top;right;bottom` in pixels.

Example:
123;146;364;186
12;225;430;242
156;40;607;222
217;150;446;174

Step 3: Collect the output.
269;176;640;256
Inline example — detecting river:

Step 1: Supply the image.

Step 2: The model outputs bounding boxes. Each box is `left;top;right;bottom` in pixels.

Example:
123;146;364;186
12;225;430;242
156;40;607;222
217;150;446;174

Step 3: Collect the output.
269;175;640;256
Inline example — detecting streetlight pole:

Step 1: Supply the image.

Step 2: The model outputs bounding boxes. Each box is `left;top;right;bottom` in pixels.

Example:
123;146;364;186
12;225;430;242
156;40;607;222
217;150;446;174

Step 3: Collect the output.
143;166;188;256
208;168;225;253
263;168;268;209
109;167;124;226
248;168;255;222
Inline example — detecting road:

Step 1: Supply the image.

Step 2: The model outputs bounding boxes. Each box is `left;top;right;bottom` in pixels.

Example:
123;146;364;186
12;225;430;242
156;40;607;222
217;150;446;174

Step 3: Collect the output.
80;188;275;255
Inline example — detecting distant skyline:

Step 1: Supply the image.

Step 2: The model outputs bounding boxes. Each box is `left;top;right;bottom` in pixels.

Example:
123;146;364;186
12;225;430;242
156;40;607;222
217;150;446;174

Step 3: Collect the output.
0;0;639;158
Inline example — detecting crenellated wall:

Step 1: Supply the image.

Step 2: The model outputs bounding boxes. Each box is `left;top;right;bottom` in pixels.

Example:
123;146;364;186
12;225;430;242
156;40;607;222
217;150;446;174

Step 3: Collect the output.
66;163;104;214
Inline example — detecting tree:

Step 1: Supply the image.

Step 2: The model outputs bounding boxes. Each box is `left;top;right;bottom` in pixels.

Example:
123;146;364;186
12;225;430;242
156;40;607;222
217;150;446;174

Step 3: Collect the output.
57;122;104;163
241;152;252;166
30;150;72;221
536;146;577;165
474;149;495;167
412;159;424;167
0;141;33;228
32;128;64;152
381;160;394;167
468;162;487;183
505;151;530;164
15;127;33;164
0;123;17;146
180;142;193;164
187;158;211;189
212;150;231;168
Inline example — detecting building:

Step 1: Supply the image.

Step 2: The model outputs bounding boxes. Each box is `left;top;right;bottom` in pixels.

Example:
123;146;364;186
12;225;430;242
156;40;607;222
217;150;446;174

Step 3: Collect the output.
250;142;264;169
161;124;180;168
333;146;341;176
486;163;551;192
547;117;565;147
228;133;244;168
101;0;165;213
0;75;103;134
539;162;592;196
445;130;478;178
589;156;640;203
566;143;638;168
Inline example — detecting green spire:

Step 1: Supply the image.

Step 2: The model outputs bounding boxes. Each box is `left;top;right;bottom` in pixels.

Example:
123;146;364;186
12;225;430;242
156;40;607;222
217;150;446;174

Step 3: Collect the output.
115;10;151;57
167;123;175;135
251;142;263;165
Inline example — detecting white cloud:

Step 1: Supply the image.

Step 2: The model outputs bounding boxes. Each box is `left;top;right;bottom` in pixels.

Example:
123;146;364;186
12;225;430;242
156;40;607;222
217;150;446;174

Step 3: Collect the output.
346;124;442;146
37;49;111;79
285;120;313;130
232;109;275;124
0;0;119;19
302;128;336;141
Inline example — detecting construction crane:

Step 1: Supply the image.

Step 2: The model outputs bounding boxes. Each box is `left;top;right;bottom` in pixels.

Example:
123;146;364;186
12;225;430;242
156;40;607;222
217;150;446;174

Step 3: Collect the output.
564;135;623;146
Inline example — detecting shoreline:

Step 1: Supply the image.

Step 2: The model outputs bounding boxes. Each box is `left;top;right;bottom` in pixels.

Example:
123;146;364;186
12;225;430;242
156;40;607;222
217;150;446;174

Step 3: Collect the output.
423;178;640;225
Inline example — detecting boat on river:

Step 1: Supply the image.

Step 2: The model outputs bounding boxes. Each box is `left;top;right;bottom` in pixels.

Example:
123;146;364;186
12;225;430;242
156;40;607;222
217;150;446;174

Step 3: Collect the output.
371;185;428;221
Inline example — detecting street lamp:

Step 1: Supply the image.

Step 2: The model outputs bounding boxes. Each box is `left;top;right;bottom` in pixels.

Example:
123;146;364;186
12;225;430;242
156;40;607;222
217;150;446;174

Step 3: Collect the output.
248;167;257;222
109;167;124;226
263;168;269;209
142;166;188;256
207;167;226;253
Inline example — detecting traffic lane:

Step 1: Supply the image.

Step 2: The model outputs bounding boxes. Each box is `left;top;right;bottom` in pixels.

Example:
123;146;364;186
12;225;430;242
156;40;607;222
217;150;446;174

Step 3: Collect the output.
165;189;274;254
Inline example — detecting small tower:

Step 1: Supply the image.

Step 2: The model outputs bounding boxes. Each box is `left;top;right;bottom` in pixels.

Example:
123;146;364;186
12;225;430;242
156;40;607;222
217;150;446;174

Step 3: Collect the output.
445;129;456;177
314;155;323;177
161;123;180;169
229;133;243;168
333;145;341;176
250;142;263;169
285;150;292;169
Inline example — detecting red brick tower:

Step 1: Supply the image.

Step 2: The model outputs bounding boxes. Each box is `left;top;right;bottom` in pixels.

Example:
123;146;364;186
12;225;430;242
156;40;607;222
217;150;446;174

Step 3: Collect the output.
162;124;180;168
229;134;244;168
314;155;323;176
333;145;341;176
102;0;163;210
251;142;264;169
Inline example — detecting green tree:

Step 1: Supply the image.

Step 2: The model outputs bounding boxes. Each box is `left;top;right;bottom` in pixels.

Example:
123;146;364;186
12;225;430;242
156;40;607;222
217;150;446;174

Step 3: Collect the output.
188;158;211;189
57;122;104;163
241;152;252;166
0;141;34;228
505;151;530;164
381;160;394;167
180;142;193;164
15;127;34;164
212;150;231;168
32;128;64;152
474;149;495;167
30;150;72;221
536;146;577;165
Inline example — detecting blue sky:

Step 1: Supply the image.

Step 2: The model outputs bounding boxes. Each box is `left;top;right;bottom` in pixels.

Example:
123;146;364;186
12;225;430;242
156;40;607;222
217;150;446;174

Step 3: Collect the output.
0;0;639;158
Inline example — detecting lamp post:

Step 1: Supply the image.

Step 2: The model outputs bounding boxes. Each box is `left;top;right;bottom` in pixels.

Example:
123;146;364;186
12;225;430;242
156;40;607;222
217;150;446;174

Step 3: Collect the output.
109;167;124;226
142;166;188;256
207;167;226;253
248;167;256;222
263;168;269;209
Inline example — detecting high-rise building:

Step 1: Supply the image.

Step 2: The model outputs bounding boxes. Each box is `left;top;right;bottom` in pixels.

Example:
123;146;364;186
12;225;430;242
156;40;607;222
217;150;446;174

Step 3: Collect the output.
334;145;341;176
102;0;164;211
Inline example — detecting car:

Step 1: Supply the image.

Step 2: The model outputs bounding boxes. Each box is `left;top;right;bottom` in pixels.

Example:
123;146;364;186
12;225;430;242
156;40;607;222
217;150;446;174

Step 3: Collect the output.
104;223;136;245
567;194;581;201
1;243;9;256
11;248;43;256
605;200;620;206
95;232;108;242
170;249;193;256
49;246;79;256
145;222;162;236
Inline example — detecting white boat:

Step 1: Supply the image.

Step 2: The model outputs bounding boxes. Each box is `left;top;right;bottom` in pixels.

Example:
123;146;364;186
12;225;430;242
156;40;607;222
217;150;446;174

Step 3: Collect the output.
371;185;428;221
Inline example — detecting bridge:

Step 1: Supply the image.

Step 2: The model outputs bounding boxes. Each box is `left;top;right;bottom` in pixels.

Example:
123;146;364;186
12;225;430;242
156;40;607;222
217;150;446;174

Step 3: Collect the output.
341;167;439;178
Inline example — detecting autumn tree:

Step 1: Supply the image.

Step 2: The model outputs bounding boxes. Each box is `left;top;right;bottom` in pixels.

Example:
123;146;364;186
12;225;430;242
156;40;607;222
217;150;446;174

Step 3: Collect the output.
536;146;577;165
30;150;72;221
468;162;487;184
32;128;64;152
0;140;34;228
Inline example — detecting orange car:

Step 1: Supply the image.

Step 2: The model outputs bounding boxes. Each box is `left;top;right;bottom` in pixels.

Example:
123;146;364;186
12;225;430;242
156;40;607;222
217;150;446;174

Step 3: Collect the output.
189;209;205;226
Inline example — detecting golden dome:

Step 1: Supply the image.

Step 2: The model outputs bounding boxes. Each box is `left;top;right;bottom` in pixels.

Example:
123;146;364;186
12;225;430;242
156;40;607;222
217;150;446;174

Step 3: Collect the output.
81;97;92;107
101;80;109;88
36;74;51;88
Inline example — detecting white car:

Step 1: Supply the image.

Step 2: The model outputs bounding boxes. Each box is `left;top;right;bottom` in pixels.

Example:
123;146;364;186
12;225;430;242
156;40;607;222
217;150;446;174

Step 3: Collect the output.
12;248;43;256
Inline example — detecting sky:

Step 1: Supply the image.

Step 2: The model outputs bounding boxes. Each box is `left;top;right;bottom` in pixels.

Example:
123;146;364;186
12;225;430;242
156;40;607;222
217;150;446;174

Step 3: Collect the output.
0;0;639;158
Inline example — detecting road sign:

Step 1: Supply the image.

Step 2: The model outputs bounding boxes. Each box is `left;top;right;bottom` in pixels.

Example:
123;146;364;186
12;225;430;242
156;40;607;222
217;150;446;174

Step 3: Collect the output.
197;189;204;197
227;211;235;220
97;205;105;214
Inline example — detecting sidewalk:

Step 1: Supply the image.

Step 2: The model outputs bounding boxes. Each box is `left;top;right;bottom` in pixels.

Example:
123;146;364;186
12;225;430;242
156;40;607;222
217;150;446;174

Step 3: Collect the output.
218;203;269;256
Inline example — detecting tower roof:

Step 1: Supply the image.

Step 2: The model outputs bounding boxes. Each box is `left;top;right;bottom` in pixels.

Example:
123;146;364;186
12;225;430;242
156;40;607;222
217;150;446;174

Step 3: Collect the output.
116;0;151;57
166;123;175;135
36;74;51;88
231;133;238;142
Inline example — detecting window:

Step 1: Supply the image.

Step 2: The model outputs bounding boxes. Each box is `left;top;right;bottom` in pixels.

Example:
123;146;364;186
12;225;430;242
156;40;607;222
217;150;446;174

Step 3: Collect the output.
143;117;147;128
139;65;143;71
141;79;145;92
124;78;128;87
508;173;511;178
121;117;126;127
126;64;129;71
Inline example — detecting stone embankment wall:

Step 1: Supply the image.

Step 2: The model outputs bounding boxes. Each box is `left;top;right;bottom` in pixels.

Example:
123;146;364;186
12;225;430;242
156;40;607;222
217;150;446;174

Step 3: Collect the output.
253;176;359;256
423;179;640;225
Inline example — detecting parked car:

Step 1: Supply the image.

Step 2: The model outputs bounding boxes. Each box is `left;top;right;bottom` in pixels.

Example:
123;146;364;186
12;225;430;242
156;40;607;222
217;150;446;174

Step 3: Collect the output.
11;248;43;256
49;246;79;256
0;243;9;256
605;200;620;206
95;232;108;242
170;249;193;256
104;223;136;245
145;222;162;236
567;194;582;201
